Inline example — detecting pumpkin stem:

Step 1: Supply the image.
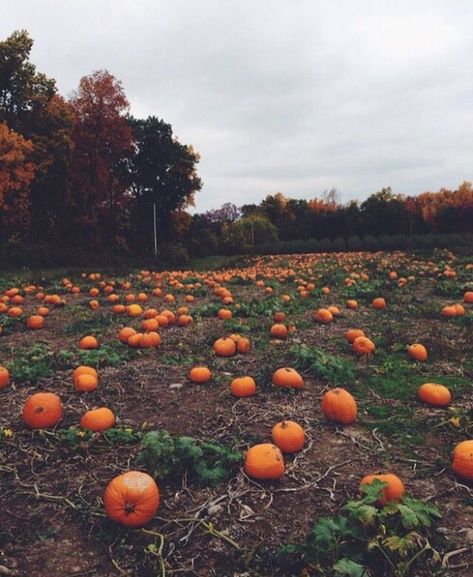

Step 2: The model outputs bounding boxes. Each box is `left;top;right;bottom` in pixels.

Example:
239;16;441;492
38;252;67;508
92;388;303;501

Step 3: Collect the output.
124;501;136;515
34;406;45;413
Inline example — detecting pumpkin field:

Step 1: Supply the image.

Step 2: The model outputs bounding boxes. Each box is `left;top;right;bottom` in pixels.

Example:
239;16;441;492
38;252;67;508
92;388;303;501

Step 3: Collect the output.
0;249;473;577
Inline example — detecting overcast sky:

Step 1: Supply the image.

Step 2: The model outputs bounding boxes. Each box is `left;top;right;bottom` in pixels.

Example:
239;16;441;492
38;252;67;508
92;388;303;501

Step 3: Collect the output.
2;0;473;211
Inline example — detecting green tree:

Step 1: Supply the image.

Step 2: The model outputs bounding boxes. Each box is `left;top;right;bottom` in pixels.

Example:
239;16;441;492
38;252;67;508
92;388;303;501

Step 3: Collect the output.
128;116;202;254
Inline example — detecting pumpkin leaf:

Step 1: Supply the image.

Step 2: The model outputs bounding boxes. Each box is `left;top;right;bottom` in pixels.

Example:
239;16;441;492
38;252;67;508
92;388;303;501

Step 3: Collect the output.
333;558;370;577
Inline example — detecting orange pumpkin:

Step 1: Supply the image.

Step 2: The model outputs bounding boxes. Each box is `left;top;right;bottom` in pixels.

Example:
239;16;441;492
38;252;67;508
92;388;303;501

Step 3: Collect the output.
230;376;256;397
346;299;358;309
417;383;451;407
27;315;45;330
81;407;116;432
118;327;137;343
0;366;10;389
314;308;333;324
213;337;237;357
321;388;357;425
272;367;304;389
352;336;375;355
104;471;160;527
189;366;212;383
408;343;428;362
270;323;288;339
245;443;285;480
464;291;473;304
127;304;143;317
22;392;63;429
359;473;405;505
345;328;365;343
79;335;99;350
452;440;473;481
372;297;386;310
272;420;305;453
237;337;251;354
218;308;232;320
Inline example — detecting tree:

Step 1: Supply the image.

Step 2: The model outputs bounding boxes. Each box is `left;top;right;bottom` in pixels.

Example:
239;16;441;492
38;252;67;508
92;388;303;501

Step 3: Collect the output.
69;70;133;245
0;122;35;241
128;115;202;254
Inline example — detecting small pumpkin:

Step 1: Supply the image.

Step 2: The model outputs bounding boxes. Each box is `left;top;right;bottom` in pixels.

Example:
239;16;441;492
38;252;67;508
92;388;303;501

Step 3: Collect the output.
0;366;10;389
359;473;405;505
23;392;63;429
417;383;451;407
464;291;473;304
346;299;358;309
452;440;473;481
79;335;99;350
237;337;251;354
372;297;386;310
118;327;137;343
218;308;232;320
345;328;365;343
230;376;256;397
272;367;304;389
189;366;212;383
27;315;45;330
213;337;237;357
352;336;375;355
81;407;116;432
104;471;160;527
314;308;333;324
270;323;288;339
321;388;357;425
272;420;305;453
245;443;285;480
408;343;428;362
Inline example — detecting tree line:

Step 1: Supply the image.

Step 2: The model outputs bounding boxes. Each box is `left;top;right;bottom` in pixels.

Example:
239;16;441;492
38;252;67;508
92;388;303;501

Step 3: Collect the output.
1;30;472;265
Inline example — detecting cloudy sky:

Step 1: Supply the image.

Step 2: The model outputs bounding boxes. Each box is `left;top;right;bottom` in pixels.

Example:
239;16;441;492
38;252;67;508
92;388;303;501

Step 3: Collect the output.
2;0;473;211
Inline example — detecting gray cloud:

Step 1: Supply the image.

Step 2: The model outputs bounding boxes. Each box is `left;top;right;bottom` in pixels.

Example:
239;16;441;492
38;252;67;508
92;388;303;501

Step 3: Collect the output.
2;0;472;211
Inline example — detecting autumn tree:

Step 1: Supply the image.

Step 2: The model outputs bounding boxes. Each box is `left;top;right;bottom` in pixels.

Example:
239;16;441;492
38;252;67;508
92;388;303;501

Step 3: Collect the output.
0;30;74;241
68;70;133;246
0;122;35;241
128;115;202;254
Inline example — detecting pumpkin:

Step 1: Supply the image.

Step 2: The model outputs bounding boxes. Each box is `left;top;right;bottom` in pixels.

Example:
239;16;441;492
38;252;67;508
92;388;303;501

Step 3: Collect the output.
127;333;143;347
104;471;160;527
81;407;116;432
359;473;405;505
321;388;357;425
139;332;160;348
8;307;23;317
452;440;473;480
372;297;386;310
272;420;305;453
352;336;375;355
345;328;365;343
218;308;232;320
23;392;63;429
273;311;286;323
37;306;50;317
74;373;98;392
0;366;10;389
177;314;193;326
442;305;457;317
314;308;333;324
79;335;99;350
213;337;237;357
237;337;251;354
127;304;143;317
73;365;98;380
408;343;428;362
417;383;451;407
245;443;285;480
118;327;137;343
464;291;473;304
346;299;358;309
189;366;212;383
230;376;256;397
270;323;288;339
272;367;304;389
27;315;45;330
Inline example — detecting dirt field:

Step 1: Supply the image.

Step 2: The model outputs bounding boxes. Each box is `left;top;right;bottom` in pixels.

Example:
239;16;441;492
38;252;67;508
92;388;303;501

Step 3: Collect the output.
0;250;472;577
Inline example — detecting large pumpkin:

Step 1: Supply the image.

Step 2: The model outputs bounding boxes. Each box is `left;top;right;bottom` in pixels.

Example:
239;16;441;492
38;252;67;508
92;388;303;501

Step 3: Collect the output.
104;471;160;527
23;392;63;429
321;388;357;425
245;443;285;480
417;383;451;407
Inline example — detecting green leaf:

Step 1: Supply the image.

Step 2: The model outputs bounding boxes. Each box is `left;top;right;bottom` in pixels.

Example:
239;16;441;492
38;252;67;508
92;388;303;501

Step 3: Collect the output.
333;558;369;577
